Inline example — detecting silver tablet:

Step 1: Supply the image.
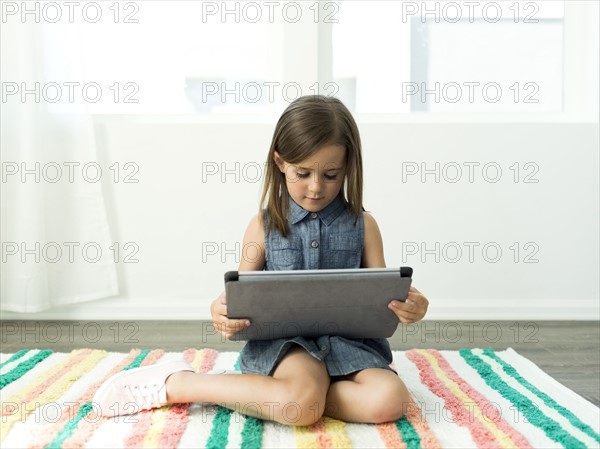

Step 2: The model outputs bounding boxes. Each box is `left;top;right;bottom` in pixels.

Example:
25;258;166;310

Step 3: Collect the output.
225;267;412;341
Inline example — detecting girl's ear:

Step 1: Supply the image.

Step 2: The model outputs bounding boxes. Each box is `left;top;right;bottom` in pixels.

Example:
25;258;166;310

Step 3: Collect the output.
273;151;286;172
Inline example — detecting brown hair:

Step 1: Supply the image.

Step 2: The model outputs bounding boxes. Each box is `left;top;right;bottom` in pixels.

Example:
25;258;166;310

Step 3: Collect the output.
260;95;363;236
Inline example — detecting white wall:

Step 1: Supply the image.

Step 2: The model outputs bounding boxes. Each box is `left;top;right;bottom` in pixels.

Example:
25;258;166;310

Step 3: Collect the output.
3;119;598;320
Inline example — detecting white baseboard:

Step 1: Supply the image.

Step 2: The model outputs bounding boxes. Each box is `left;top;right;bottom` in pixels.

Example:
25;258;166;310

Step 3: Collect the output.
1;298;599;321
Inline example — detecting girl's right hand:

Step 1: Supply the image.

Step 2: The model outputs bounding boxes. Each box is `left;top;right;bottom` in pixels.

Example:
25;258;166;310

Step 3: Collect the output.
210;290;251;340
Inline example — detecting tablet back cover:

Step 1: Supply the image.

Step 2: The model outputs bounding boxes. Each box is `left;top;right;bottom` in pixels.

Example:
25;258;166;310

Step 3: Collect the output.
225;268;412;341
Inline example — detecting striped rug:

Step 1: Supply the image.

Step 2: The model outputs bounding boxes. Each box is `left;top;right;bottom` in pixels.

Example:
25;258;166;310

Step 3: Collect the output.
1;348;598;448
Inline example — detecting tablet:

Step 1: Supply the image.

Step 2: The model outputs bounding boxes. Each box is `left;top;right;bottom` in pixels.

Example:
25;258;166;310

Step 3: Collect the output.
224;267;412;341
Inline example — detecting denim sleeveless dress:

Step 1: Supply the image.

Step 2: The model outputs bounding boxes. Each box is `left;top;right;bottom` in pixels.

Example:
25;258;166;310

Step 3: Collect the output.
238;195;394;377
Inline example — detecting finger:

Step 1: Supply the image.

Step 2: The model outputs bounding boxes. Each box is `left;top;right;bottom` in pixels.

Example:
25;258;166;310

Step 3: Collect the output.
223;318;251;332
388;303;422;322
389;300;417;312
214;303;228;316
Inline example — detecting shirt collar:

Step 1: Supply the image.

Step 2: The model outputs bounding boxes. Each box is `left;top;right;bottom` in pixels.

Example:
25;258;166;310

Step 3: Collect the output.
289;195;347;226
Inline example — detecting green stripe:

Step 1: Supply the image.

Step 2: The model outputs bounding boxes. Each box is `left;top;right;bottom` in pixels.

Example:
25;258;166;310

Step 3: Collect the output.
206;407;233;449
124;349;151;370
0;349;30;369
205;353;263;449
241;417;263;449
207;353;264;449
45;402;93;448
233;354;264;448
482;349;600;444
460;349;587;449
396;416;421;449
44;349;152;449
0;350;53;389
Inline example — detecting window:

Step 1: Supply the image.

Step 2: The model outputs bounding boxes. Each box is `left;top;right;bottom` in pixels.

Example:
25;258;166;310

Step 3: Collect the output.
31;0;597;116
332;1;565;113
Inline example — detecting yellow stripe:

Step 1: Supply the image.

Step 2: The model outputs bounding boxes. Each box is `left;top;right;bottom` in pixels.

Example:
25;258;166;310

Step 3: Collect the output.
142;407;169;447
191;349;206;370
141;351;206;448
417;349;517;449
293;424;320;448
3;350;82;404
1;349;106;441
323;416;353;448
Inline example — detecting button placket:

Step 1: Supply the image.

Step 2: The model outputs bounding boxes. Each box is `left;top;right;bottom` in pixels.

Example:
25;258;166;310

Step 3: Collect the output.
307;214;320;268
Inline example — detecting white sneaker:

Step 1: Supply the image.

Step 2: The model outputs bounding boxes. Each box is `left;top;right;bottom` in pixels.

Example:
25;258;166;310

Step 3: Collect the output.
92;360;194;417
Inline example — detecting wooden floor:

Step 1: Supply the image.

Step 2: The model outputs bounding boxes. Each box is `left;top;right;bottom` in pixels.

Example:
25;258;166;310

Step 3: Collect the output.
2;320;598;406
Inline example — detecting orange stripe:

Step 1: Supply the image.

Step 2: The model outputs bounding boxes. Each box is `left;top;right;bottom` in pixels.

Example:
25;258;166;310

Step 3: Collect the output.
157;349;218;448
426;349;530;449
407;349;527;449
11;349;92;406
58;350;164;449
2;349;104;443
310;419;333;448
376;421;406;449
403;398;442;449
124;349;219;449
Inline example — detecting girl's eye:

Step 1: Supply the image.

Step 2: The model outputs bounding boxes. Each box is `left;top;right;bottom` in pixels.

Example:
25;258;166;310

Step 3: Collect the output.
296;172;310;178
324;174;338;180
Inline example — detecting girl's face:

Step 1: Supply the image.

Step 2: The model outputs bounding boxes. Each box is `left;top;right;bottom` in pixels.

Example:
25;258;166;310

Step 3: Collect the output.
274;144;346;212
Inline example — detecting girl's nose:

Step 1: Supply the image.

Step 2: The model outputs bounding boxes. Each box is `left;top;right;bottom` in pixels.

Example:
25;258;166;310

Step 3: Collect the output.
308;178;323;194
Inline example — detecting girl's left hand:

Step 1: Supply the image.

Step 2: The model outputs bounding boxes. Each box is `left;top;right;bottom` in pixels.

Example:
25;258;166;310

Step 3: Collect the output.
388;286;429;324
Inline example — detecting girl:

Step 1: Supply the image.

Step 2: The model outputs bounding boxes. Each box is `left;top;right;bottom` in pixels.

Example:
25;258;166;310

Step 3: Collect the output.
93;95;429;426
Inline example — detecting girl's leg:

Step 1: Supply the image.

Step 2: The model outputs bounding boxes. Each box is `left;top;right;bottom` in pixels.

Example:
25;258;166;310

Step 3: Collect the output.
324;368;411;423
166;346;330;426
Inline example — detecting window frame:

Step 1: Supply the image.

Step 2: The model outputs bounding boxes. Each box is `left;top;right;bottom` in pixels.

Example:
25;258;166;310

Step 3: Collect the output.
92;0;598;124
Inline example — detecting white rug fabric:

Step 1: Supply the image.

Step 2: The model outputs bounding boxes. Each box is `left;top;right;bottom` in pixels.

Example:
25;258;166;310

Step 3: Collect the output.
1;348;599;448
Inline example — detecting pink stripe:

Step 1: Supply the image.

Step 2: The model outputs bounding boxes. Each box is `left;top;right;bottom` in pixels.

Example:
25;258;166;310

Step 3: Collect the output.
404;399;442;449
123;409;154;448
125;349;218;449
157;404;192;448
376;422;406;449
197;349;218;374
183;348;197;364
29;349;143;449
20;349;93;406
307;419;333;448
157;349;218;449
59;350;165;449
407;349;504;449
425;350;530;449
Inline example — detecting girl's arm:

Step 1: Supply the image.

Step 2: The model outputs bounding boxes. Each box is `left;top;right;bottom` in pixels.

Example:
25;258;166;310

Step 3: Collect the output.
211;214;266;339
362;212;429;324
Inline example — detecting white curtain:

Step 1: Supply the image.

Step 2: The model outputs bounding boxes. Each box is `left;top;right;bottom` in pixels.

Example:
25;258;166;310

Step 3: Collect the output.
1;18;118;312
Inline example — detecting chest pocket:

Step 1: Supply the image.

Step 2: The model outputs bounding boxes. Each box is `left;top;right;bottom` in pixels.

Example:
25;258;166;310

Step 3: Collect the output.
324;234;362;268
268;236;303;270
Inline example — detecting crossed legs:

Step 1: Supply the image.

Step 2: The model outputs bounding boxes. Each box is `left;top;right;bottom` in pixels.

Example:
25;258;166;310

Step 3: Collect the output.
166;346;411;426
